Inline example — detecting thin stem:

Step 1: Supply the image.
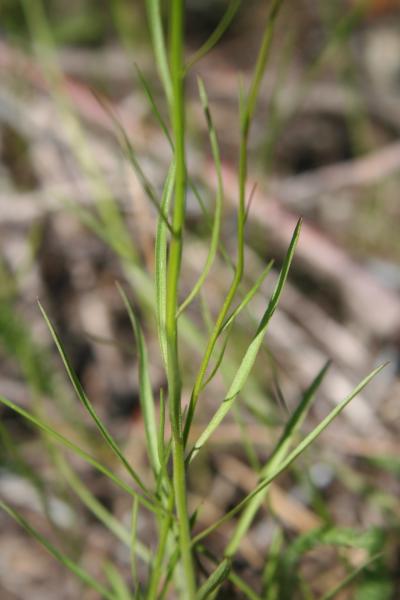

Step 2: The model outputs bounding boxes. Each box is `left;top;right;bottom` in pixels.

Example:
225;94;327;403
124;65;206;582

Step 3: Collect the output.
165;1;197;597
183;0;286;442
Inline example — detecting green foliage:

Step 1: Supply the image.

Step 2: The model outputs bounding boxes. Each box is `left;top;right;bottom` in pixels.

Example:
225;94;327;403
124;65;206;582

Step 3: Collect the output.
0;0;390;598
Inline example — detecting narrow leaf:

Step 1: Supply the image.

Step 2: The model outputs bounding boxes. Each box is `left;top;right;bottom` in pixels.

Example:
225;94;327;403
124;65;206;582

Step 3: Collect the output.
118;284;160;475
225;361;330;556
190;220;301;462
178;78;223;316
155;162;175;369
38;301;149;494
186;0;242;71
220;259;274;334
196;558;231;600
145;0;172;105
193;363;387;543
130;495;140;587
0;395;160;515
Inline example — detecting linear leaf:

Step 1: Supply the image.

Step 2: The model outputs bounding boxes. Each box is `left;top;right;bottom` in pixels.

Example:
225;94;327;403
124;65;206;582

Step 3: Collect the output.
130;495;140;588
220;259;274;334
155;161;176;369
38;301;149;494
186;0;242;71
192;363;387;544
145;0;172;105
93;92;173;234
190;219;301;462
178;78;223;315
118;284;160;476
196;558;231;600
225;361;330;556
135;63;172;146
0;395;160;515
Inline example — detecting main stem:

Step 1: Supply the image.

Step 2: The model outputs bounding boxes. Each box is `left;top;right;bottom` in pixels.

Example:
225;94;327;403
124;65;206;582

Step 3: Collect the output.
166;1;197;597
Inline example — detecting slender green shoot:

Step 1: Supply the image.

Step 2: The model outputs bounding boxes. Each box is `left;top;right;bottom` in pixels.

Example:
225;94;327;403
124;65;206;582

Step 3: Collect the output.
225;361;330;557
155;162;176;370
145;0;173;106
177;78;223;316
185;0;242;71
192;363;386;544
118;284;161;476
196;558;231;600
130;495;141;589
165;1;197;596
38;301;149;495
0;395;160;515
183;0;286;442
189;219;301;463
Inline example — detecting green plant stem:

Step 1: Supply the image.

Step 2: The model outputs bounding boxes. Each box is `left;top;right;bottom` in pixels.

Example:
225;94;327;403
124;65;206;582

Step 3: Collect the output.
183;0;286;443
165;1;197;597
146;492;174;600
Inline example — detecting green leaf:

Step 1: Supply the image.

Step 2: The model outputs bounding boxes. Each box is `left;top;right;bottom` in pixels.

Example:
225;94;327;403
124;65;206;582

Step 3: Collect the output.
130;495;141;588
225;361;330;557
118;284;160;476
93;92;173;234
155;162;176;370
186;0;242;71
321;554;383;600
220;259;274;334
38;301;149;495
0;395;159;515
196;558;231;600
135;63;173;147
177;78;223;316
0;500;114;600
190;219;301;462
192;363;387;544
145;0;172;105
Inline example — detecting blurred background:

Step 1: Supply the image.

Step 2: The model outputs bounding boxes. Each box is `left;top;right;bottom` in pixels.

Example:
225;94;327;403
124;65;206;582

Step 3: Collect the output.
0;1;400;598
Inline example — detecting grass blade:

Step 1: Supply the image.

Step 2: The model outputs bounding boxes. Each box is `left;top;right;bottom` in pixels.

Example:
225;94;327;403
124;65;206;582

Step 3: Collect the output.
192;363;387;544
0;500;115;600
130;495;140;589
196;558;231;600
135;64;173;146
186;0;242;71
38;301;149;494
189;219;301;462
155;162;176;370
94;92;173;234
145;0;172;105
118;284;160;476
225;360;330;556
0;395;160;514
220;259;274;334
178;78;223;316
